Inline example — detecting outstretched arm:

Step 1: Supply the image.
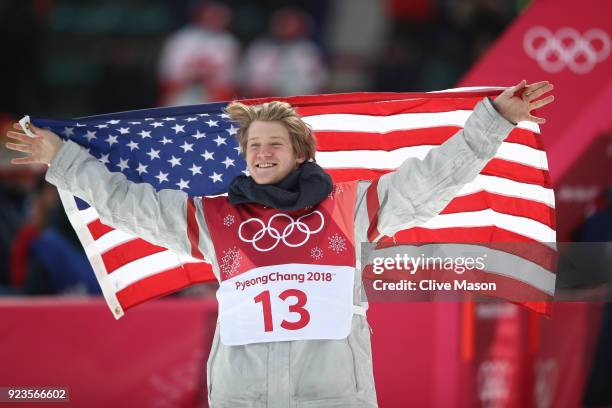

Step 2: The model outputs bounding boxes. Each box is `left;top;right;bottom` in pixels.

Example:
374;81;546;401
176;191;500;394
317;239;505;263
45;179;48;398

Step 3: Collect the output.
5;123;214;262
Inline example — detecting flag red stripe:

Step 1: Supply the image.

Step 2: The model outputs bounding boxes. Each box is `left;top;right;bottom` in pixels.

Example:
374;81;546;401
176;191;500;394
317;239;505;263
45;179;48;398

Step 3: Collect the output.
101;239;167;273
440;191;555;228
297;97;484;116
481;159;550;187
116;262;216;310
88;219;114;240
388;226;553;246
326;162;550;189
366;179;382;242
241;91;503;111
315;128;542;152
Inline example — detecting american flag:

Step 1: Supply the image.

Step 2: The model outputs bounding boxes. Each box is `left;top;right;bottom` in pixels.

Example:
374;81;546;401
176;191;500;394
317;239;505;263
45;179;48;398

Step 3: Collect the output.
31;90;556;318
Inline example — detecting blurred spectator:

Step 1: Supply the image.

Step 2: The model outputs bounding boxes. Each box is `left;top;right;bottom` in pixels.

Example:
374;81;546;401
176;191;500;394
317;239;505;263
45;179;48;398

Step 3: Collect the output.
157;1;240;105
9;181;100;295
1;116;99;295
325;0;388;91
240;7;328;97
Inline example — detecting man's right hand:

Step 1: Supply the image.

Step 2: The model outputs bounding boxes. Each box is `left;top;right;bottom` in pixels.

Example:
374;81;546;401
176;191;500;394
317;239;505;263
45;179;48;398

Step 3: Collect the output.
5;123;63;166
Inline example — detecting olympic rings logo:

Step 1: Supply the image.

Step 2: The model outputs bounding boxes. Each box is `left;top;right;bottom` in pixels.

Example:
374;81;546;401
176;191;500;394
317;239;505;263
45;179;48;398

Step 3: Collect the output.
238;211;325;252
524;26;610;74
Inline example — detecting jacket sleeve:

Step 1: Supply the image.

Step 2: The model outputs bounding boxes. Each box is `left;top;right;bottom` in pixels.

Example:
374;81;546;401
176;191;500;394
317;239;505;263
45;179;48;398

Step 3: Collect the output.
372;97;515;238
45;140;213;260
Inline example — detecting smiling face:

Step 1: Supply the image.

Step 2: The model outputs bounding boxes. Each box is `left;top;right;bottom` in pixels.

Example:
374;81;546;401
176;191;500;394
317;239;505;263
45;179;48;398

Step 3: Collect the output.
245;120;306;184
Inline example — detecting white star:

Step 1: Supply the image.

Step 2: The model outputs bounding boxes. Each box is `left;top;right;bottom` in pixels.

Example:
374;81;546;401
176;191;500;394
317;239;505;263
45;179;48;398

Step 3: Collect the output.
206;119;219;127
138;130;151;138
146;148;160;160
98;153;110;165
197;113;209;117
221;157;235;168
234;145;243;154
185;117;197;122
159;136;173;145
242;169;250;176
116;158;129;171
107;119;120;125
172;124;185;134
213;135;226;146
220;113;230;119
180;141;194;152
201;150;214;161
84;130;97;141
128;121;141;125
118;127;130;134
176;178;190;190
167;155;182;167
163;117;175;121
189;164;202;175
155;171;169;183
136;163;148;175
226;124;239;136
95;124;108;129
191;130;206;139
75;122;86;127
150;122;164;128
126;140;139;151
105;134;118;146
62;127;74;137
144;117;154;121
209;172;223;183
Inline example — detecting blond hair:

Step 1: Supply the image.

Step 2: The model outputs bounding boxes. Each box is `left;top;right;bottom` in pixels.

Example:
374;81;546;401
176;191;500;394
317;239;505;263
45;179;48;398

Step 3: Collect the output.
225;101;316;161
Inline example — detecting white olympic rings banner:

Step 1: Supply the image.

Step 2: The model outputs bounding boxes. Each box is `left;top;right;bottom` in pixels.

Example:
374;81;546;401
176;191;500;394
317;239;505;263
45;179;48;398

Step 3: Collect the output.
524;26;610;74
238;211;325;252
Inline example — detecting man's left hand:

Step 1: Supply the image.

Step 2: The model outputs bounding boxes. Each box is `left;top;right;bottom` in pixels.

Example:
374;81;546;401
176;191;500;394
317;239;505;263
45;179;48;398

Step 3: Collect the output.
492;80;554;125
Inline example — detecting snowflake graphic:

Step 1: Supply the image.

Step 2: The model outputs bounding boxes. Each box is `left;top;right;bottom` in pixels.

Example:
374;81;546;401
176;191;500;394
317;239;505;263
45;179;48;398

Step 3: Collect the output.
328;184;345;200
223;214;235;227
310;246;324;260
328;233;347;254
220;246;242;276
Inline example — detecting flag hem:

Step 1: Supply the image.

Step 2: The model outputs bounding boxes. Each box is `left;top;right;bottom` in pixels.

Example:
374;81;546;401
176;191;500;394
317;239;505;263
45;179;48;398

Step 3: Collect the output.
58;189;124;319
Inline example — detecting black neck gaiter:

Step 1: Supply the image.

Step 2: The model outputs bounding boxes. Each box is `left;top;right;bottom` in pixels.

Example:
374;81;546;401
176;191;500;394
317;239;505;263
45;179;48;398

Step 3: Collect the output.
228;161;333;211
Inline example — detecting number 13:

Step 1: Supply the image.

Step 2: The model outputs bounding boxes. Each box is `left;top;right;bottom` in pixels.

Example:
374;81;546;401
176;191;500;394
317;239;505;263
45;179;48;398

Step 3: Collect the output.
253;289;310;332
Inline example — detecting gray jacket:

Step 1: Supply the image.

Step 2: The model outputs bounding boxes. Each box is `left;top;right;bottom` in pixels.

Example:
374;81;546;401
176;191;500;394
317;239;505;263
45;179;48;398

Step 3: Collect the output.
46;98;514;407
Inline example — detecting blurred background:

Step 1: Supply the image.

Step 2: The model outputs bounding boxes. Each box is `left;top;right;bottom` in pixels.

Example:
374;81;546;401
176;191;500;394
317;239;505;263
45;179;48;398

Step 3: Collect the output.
1;0;611;407
0;0;534;295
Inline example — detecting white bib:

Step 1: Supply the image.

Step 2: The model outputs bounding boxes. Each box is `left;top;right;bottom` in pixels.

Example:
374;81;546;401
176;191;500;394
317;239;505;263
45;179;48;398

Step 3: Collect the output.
217;263;355;346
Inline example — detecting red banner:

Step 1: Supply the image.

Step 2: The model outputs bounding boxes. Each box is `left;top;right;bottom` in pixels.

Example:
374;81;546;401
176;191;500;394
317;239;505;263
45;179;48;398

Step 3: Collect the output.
0;298;216;408
460;0;612;186
0;299;602;407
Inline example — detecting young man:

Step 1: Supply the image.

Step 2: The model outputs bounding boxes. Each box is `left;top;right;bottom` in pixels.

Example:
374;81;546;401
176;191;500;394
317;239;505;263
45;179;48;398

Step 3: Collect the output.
6;81;553;407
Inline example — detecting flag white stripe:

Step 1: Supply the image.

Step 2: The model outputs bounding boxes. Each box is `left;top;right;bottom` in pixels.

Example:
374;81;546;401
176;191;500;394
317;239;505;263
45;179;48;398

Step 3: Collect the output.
90;229;136;254
455;175;555;208
316;142;547;170
303;111;540;133
421;209;557;244
107;250;203;291
79;207;99;224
